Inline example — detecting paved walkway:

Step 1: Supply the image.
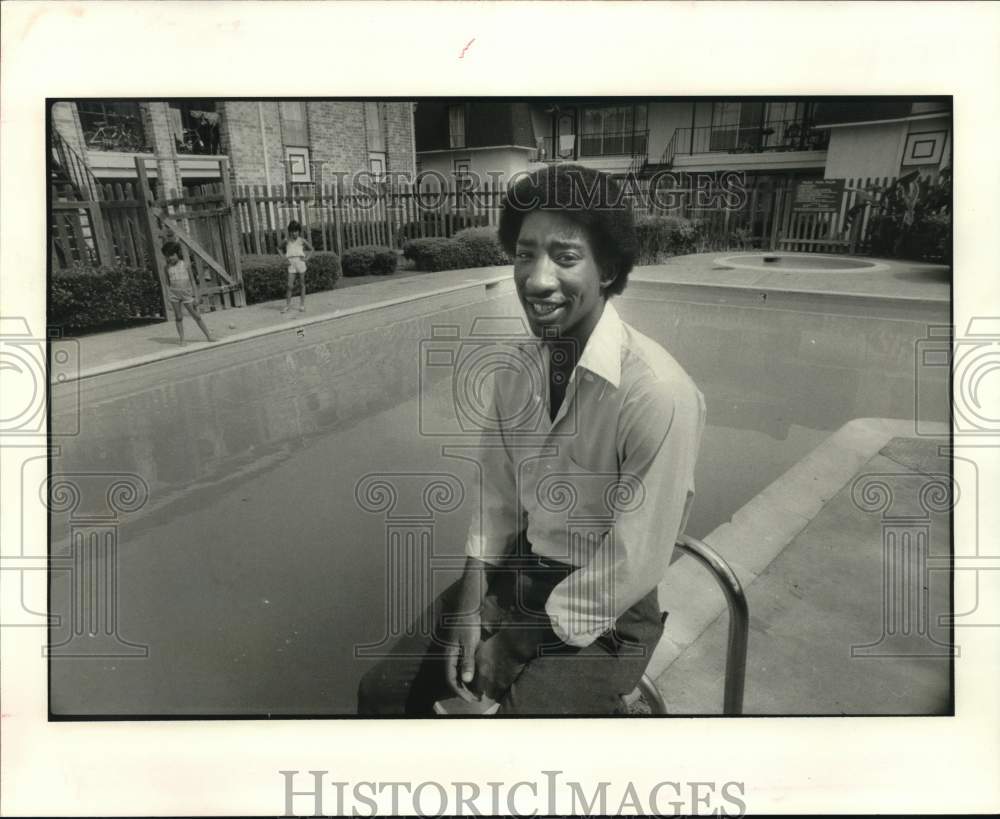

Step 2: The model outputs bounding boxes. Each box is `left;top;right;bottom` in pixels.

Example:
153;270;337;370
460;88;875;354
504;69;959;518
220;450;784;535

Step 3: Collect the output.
63;253;949;379
652;427;952;715
632;252;950;302
67;266;510;378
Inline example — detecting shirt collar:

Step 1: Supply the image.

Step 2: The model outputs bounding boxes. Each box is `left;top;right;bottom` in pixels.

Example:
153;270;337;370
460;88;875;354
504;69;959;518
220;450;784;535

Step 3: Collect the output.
576;300;623;389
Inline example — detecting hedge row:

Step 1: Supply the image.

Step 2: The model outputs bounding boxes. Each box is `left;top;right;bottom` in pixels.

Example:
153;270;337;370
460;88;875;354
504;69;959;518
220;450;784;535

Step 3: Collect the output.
241;252;341;303
341;245;398;277
50;263;164;335
403;227;510;272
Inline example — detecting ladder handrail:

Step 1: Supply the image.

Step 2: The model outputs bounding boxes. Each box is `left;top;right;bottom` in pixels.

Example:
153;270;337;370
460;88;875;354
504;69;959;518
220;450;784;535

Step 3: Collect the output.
674;534;749;715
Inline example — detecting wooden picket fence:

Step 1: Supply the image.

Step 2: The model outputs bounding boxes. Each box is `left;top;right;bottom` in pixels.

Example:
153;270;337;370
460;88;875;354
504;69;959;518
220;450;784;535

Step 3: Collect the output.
51;170;899;291
50;157;246;311
232;179;508;256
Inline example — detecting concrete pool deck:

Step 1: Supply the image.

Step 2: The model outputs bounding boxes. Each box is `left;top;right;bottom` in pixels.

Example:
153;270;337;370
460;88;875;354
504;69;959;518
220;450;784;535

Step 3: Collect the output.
650;418;951;715
59;253;949;381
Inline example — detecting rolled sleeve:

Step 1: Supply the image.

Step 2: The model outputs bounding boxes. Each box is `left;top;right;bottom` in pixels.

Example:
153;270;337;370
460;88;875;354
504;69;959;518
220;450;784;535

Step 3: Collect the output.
545;378;706;647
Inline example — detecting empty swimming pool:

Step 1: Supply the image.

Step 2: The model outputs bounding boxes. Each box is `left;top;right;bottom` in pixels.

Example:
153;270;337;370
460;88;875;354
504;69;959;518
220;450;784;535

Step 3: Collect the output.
48;277;949;716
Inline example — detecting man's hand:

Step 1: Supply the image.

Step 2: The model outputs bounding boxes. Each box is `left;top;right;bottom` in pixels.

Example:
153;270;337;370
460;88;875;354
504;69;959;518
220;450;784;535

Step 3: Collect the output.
444;611;482;702
473;632;527;703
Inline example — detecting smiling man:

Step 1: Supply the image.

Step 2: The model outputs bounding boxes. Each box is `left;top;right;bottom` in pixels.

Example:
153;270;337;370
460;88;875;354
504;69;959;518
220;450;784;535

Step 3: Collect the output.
357;164;706;715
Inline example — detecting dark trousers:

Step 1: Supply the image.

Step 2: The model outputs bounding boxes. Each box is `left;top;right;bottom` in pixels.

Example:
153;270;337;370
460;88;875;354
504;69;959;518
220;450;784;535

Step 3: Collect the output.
356;545;664;716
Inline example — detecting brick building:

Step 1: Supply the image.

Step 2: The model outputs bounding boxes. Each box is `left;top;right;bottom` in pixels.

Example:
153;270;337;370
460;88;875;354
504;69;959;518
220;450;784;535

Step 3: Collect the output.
51;99;417;193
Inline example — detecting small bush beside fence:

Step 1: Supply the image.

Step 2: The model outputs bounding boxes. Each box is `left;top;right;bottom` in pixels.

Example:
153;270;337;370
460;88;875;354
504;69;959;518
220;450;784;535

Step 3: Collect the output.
634;215;704;264
403;237;475;272
342;245;398;277
452;227;511;267
241;252;341;304
50;263;164;335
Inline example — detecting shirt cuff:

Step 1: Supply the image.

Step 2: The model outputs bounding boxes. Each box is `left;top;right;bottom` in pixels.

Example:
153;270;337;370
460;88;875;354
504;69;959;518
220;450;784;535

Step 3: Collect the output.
545;597;614;649
464;533;508;565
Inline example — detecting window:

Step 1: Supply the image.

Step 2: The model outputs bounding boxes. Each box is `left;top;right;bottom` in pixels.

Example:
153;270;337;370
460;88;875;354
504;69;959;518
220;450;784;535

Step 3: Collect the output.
764;102;805;147
448;105;466;149
709;102;741;150
77;100;148;152
369;152;386;180
168;101;220;155
579;104;647;156
365;102;386;153
280;101;309;147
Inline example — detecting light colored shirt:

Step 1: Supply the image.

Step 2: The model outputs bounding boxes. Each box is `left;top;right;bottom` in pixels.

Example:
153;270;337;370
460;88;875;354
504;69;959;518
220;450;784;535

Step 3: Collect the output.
284;237;307;259
465;301;706;648
166;259;191;289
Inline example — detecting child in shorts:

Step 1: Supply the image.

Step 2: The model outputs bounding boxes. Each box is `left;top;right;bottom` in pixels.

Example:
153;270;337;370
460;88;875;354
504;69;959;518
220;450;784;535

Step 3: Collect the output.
278;220;314;313
162;240;215;346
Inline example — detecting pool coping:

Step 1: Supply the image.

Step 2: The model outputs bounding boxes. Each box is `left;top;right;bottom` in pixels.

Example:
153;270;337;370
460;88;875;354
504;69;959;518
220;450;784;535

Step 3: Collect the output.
645;416;951;685
66;273;513;383
62;266;949;384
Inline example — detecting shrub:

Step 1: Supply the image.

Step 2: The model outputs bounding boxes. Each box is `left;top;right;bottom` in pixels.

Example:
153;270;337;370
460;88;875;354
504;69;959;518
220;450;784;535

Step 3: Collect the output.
50;262;164;335
634;215;703;264
241;251;341;303
397;212;489;244
341;245;398;277
452;227;511;267
403;237;475;272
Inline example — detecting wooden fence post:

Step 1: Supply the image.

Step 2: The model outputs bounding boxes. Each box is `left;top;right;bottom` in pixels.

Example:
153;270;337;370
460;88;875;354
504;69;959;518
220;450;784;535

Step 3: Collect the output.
219;157;246;307
135;157;170;317
88;199;113;268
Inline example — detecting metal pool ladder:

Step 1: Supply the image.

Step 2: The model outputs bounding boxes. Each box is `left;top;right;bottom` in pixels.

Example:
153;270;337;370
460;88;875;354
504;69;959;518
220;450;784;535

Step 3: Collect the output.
668;534;750;715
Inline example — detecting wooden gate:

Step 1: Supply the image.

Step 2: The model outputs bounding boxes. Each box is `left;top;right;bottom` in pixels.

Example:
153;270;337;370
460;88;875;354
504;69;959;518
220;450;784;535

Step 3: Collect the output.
134;157;245;310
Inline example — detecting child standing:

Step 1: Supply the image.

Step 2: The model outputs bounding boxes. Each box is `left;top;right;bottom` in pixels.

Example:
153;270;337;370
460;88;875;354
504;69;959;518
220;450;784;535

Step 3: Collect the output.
161;240;215;346
278;220;314;313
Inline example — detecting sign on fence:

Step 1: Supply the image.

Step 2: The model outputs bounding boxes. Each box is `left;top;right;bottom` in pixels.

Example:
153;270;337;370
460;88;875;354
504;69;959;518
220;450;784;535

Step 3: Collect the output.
793;179;845;212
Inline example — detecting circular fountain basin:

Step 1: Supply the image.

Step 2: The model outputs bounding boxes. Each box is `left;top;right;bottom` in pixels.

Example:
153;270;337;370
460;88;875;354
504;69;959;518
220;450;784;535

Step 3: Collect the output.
715;253;888;273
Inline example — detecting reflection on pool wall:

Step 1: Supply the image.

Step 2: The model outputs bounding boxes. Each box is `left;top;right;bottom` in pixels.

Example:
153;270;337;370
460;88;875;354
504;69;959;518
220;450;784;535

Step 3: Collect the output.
48;282;950;716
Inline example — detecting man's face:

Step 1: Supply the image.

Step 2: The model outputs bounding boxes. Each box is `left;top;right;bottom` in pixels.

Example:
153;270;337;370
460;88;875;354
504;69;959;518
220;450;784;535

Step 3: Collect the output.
165;252;180;266
513;210;609;345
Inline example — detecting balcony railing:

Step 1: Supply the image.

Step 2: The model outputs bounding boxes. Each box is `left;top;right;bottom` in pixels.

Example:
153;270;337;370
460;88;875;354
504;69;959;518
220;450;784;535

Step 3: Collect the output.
663;119;829;163
580;129;648;158
535;130;649;162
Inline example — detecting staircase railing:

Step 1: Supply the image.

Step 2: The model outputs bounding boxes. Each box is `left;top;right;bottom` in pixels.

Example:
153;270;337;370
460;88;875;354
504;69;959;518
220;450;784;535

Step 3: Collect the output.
51;127;102;202
658;129;678;169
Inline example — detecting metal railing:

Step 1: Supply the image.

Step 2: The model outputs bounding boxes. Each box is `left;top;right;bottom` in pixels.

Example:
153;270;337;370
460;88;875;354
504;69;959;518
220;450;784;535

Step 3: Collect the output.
50;128;102;202
673;534;749;715
535;130;649;162
669;118;830;158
